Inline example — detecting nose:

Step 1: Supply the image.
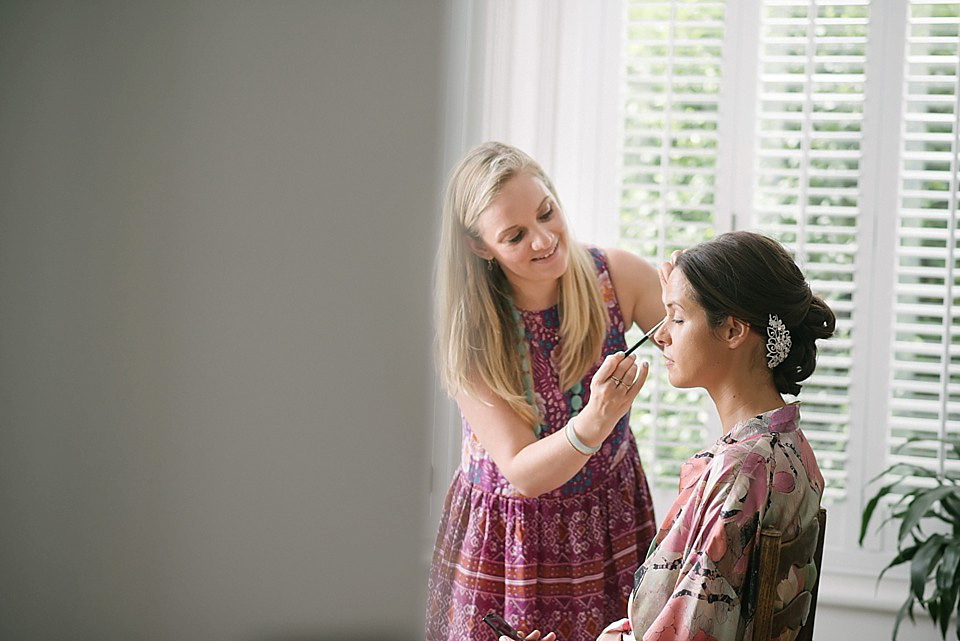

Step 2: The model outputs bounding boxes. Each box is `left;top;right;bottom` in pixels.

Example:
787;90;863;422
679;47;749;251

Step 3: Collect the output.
530;225;554;251
654;320;669;346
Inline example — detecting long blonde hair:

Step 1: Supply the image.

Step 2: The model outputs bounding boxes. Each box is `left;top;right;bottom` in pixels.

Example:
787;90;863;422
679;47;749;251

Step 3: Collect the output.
435;141;608;427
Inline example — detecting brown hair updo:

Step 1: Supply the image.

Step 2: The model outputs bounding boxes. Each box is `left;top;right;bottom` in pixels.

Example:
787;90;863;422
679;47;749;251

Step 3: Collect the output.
675;231;836;395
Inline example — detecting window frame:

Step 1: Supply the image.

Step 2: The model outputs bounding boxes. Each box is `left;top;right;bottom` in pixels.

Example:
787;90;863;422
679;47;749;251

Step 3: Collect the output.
432;0;946;610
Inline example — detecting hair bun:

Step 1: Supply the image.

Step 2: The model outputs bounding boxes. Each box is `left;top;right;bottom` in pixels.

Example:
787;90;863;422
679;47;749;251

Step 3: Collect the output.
801;295;836;341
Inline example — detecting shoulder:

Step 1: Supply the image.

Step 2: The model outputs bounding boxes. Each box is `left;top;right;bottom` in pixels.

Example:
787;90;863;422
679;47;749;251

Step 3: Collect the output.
601;246;663;330
603;246;651;275
678;435;776;511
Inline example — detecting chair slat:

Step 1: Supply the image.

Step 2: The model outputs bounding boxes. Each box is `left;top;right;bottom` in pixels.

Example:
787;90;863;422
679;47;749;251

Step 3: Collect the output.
751;507;827;641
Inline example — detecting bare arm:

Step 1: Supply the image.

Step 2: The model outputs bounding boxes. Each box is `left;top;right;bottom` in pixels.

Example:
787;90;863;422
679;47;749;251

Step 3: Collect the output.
605;247;666;335
458;352;650;497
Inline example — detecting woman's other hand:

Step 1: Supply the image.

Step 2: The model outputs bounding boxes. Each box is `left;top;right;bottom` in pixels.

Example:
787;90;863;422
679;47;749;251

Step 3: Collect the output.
657;249;682;292
597;617;632;641
502;630;557;641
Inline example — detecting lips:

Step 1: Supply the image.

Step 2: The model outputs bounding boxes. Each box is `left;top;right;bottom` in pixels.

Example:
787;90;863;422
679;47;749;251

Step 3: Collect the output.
533;241;558;261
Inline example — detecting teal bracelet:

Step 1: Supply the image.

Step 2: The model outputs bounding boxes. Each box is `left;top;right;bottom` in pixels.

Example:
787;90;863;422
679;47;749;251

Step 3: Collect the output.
564;417;600;456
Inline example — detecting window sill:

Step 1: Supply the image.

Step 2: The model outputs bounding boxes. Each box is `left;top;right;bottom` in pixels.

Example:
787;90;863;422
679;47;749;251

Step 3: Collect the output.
819;569;913;613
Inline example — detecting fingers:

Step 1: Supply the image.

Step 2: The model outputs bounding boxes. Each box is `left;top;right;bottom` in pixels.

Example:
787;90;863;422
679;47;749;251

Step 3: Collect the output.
627;361;650;394
658;249;683;288
602;355;634;391
657;260;673;289
594;351;625;383
611;354;638;389
591;352;648;400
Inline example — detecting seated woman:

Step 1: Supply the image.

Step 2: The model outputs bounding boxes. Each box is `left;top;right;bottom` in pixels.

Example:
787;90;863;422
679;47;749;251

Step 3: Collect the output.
512;231;834;641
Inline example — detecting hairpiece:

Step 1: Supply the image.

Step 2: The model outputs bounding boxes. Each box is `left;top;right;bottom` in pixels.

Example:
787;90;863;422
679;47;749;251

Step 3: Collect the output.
766;314;791;369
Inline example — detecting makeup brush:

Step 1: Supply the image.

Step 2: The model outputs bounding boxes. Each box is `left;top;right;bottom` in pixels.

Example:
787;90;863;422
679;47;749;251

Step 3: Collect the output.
624;317;666;357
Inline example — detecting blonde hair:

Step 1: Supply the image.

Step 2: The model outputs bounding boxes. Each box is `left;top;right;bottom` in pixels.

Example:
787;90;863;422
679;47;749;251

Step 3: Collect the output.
435;141;608;427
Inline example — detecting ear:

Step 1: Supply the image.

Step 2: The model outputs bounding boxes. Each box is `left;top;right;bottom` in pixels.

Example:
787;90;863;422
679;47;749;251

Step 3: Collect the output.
463;234;493;261
720;316;752;349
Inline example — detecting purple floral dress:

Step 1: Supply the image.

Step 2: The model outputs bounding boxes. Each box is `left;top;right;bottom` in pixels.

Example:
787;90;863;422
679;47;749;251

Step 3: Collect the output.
425;248;657;641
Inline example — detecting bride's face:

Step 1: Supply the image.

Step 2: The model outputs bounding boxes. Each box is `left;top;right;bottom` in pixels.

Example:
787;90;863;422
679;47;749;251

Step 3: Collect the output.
654;269;728;389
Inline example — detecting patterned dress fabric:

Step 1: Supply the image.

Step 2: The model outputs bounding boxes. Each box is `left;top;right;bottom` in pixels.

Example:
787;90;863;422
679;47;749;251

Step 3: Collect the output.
425;248;657;641
618;403;823;641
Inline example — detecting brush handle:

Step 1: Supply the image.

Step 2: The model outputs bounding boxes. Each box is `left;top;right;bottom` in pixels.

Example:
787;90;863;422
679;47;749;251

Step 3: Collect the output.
624;317;666;357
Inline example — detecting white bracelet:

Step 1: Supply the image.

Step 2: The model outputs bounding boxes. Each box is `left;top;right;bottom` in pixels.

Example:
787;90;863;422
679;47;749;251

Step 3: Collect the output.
564;417;600;456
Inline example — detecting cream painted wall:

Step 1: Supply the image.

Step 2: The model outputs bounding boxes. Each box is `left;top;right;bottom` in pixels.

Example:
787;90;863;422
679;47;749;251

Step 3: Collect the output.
0;2;444;640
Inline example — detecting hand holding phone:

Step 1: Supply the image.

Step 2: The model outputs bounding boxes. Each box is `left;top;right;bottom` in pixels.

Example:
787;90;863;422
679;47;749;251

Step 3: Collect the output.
482;612;524;640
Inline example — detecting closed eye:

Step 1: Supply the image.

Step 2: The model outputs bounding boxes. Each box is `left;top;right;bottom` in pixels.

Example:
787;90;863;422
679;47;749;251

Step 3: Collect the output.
537;206;553;222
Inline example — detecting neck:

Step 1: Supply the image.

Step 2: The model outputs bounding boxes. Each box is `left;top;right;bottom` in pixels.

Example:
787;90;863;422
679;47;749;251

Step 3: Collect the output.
707;371;785;435
509;279;560;311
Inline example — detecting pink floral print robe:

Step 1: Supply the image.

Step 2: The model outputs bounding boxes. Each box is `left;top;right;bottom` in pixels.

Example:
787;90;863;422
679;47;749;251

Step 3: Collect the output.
604;403;823;641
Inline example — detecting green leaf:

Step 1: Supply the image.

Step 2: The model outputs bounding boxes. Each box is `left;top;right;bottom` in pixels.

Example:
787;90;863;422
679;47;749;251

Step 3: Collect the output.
861;481;899;545
937;541;960;595
939;593;951;640
936;543;960;640
929;595;941;629
869;463;938;485
911;534;945;602
943;494;960;523
892;593;915;641
931;509;956;526
879;543;920;584
892;436;931;453
899;486;960;545
955;593;960;641
893;486;931;513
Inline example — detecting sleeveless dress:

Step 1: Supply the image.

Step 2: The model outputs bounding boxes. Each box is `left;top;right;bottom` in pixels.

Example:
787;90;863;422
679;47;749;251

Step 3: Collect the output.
425;248;657;641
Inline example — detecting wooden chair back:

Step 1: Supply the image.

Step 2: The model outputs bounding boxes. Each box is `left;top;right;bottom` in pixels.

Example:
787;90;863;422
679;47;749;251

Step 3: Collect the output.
752;507;827;641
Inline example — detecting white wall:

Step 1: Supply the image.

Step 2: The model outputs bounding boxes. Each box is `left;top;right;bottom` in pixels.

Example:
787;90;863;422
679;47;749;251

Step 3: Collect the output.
0;2;444;640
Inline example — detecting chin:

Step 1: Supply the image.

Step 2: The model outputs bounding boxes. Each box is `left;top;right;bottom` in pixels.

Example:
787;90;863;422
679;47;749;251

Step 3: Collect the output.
552;244;571;273
667;370;694;389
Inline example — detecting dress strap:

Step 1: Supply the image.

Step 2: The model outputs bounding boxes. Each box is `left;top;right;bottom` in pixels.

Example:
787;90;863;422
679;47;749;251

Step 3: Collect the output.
586;246;626;337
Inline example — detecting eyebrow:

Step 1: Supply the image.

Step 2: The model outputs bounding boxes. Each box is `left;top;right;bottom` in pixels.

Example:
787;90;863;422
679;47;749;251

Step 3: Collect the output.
495;196;551;242
665;301;685;310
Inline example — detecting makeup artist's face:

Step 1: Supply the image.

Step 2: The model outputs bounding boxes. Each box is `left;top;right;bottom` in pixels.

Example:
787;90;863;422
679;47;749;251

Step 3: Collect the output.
654;269;727;389
471;172;569;299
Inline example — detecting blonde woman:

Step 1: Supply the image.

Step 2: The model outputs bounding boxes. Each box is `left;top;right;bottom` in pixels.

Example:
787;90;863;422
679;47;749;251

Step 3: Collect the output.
426;142;664;641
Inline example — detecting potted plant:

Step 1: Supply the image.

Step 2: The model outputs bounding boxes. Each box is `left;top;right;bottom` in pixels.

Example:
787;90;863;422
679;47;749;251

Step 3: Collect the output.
859;437;960;640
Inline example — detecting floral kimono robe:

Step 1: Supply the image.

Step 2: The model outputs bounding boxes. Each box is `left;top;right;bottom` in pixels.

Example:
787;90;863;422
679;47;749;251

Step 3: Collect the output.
601;403;824;641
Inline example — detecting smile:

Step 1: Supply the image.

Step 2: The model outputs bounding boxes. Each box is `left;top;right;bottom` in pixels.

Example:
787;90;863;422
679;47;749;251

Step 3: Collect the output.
532;242;558;261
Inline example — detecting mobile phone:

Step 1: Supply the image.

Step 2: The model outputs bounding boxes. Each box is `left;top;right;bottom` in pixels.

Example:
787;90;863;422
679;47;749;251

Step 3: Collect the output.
482;612;524;640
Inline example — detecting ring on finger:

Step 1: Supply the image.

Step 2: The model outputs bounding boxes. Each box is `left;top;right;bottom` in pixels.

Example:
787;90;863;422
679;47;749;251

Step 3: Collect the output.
610;376;622;387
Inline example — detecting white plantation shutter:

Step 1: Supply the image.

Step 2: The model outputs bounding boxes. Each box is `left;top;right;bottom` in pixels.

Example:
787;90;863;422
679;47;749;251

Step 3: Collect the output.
751;1;869;501
616;0;960;566
620;0;726;488
620;0;866;501
464;0;960;586
888;1;960;488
